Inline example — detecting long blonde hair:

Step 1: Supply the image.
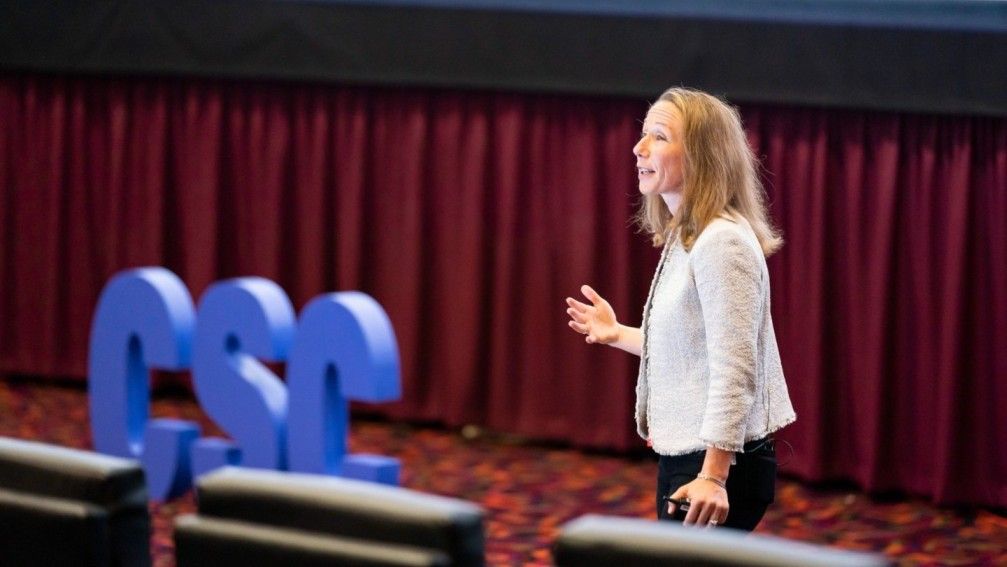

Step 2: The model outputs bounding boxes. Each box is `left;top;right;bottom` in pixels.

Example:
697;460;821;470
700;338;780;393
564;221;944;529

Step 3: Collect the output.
634;88;782;255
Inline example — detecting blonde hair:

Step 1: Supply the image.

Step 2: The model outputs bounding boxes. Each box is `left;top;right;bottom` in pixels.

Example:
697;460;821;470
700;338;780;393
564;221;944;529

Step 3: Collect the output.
633;88;782;255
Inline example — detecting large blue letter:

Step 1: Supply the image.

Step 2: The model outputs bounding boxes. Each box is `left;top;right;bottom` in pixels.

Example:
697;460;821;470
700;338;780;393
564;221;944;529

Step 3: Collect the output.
286;292;401;484
88;267;200;500
191;278;295;477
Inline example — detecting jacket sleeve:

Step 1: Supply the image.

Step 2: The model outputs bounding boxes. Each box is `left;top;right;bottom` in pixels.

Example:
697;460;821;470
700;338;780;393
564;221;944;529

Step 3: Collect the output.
692;227;763;451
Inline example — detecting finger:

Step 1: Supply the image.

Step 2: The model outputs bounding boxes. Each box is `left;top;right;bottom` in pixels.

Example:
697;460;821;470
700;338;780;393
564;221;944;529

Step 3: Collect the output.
568;321;589;334
566;308;589;324
666;498;685;517
681;496;702;526
683;504;699;526
710;508;728;528
580;285;602;305
680;493;704;527
566;297;592;313
667;487;688;521
716;506;729;524
694;503;714;526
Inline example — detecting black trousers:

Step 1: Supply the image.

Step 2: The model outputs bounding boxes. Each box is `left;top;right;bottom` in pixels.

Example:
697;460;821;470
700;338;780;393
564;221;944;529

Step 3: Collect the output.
656;438;777;531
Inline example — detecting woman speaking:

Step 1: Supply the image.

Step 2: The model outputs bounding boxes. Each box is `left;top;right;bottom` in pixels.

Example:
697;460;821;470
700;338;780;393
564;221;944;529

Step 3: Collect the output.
566;87;796;531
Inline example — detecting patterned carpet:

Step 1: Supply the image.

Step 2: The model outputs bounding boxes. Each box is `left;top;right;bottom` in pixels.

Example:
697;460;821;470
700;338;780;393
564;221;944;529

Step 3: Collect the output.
2;377;1005;566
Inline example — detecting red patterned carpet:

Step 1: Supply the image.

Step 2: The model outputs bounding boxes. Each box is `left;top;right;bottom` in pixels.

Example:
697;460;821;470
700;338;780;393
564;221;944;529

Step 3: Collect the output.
2;377;1005;566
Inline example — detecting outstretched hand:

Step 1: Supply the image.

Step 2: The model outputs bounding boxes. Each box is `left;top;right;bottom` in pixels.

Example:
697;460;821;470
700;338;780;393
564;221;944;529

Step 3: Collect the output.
566;285;620;345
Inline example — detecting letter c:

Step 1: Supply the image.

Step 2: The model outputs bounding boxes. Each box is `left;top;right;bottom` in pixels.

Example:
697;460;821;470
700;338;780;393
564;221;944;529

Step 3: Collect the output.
88;267;201;500
286;292;401;484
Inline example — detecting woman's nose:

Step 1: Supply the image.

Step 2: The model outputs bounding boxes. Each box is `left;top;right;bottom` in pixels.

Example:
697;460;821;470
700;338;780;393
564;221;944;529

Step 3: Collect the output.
633;138;647;157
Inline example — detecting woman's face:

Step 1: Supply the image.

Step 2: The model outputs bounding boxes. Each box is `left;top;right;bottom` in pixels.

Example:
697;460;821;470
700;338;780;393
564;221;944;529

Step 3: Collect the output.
633;101;685;196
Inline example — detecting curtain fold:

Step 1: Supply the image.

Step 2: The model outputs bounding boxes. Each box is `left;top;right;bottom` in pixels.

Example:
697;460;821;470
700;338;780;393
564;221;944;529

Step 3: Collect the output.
1;75;1004;507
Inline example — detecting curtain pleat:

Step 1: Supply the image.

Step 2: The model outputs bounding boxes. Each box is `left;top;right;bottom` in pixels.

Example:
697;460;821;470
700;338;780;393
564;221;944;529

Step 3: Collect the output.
1;75;1004;507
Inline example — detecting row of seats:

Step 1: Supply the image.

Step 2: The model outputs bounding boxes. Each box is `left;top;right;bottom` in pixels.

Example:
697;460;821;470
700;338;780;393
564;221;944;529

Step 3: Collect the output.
0;436;889;566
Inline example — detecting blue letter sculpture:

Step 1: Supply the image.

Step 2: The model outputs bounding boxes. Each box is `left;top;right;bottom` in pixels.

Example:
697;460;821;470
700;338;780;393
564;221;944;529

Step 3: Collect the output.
287;292;401;484
190;278;296;477
88;268;401;500
88;268;201;500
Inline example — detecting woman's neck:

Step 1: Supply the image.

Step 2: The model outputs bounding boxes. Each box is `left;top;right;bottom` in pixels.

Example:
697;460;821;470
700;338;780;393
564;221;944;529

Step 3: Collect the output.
661;192;682;216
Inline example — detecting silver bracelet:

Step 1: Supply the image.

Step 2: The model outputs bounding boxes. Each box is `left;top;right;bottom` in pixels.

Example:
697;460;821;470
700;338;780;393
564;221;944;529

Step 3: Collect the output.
696;472;727;489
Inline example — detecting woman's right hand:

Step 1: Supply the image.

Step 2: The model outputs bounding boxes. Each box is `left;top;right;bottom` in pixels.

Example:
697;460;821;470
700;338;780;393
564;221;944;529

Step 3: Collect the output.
566;285;621;344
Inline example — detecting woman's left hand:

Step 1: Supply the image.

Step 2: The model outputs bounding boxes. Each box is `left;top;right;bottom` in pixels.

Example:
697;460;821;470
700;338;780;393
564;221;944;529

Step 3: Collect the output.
667;478;729;527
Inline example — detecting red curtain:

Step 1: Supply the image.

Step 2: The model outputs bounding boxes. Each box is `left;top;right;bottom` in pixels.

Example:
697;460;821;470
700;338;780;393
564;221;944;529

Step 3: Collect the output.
1;75;1004;507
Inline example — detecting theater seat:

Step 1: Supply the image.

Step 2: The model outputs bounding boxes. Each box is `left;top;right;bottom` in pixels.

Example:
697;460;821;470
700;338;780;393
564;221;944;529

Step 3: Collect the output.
0;436;151;567
554;514;891;567
175;467;485;567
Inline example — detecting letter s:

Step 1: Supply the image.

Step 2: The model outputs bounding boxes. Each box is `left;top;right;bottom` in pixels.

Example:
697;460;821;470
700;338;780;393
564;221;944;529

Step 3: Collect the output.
190;278;295;477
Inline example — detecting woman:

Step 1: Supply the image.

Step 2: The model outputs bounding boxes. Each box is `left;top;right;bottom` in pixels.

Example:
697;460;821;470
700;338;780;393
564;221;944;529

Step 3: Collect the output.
565;88;795;531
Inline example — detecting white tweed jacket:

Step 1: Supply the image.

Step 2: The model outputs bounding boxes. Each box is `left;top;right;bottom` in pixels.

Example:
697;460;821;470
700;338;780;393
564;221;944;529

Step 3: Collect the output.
636;214;796;456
